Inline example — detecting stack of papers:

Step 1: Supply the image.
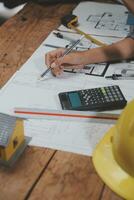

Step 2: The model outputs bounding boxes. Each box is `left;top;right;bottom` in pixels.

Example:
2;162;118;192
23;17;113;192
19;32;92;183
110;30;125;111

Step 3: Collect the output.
0;1;134;156
24;119;113;156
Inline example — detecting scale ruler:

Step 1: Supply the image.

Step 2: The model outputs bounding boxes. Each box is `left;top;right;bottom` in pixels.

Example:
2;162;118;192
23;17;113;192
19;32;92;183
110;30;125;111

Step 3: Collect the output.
14;107;119;123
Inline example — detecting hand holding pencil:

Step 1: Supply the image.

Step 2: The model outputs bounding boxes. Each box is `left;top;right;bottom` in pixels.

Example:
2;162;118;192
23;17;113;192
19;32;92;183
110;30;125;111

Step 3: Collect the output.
39;35;85;78
45;48;86;77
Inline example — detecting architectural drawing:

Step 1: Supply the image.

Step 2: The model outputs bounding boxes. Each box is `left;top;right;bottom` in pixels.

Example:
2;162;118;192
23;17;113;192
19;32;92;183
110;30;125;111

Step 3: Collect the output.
73;1;129;37
86;12;129;33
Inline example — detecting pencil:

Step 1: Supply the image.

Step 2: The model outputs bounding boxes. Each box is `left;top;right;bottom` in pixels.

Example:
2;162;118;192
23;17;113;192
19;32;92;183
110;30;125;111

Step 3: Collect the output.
39;35;85;80
69;24;106;46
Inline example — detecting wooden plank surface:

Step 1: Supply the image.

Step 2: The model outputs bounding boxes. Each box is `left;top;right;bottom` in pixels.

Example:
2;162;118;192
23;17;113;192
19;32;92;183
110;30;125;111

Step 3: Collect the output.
28;152;104;200
0;2;77;200
0;2;77;87
0;1;123;200
0;147;55;200
28;151;122;200
101;186;124;200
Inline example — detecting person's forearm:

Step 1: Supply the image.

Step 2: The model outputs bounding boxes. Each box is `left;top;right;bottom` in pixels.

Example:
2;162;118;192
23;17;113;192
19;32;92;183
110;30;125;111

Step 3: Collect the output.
122;0;134;13
82;37;134;64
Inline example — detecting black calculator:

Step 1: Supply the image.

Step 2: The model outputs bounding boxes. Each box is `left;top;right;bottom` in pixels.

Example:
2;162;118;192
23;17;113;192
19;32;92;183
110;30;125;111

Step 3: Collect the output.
58;85;127;111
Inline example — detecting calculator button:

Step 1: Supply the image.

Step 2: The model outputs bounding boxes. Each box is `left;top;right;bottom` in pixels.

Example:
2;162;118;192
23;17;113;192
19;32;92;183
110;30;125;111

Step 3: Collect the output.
60;85;127;111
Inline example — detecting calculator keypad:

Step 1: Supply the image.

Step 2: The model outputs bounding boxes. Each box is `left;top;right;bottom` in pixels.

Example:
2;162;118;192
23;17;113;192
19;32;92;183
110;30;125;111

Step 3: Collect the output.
79;85;127;111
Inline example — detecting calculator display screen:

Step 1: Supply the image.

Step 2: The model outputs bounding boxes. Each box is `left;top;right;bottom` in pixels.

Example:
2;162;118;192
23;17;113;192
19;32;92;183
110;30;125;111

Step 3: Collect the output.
68;92;82;108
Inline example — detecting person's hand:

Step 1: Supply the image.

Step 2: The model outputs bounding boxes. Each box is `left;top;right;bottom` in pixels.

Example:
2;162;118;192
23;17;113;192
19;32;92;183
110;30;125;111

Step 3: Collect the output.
45;48;86;76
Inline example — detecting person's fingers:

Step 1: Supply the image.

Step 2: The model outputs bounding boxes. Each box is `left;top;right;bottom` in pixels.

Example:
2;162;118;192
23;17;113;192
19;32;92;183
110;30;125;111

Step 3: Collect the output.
47;51;79;68
45;48;65;67
51;64;84;77
51;58;63;69
50;56;84;76
45;50;56;66
51;61;64;77
56;48;65;58
54;52;83;68
53;63;85;70
50;54;76;69
51;66;64;77
45;53;53;67
46;50;85;77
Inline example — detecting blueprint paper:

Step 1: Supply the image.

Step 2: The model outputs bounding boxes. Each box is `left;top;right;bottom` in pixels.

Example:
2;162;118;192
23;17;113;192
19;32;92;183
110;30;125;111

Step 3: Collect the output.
73;1;129;37
0;31;134;116
0;12;133;155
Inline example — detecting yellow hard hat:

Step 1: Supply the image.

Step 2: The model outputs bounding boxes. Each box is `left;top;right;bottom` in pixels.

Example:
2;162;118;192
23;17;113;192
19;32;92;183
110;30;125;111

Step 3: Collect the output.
93;100;134;200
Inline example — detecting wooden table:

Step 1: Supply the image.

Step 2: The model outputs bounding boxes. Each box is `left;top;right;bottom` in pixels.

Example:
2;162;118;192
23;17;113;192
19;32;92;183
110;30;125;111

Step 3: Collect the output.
0;1;122;200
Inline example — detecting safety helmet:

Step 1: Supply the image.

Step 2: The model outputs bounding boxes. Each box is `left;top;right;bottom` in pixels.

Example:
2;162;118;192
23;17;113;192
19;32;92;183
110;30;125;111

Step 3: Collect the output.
93;100;134;200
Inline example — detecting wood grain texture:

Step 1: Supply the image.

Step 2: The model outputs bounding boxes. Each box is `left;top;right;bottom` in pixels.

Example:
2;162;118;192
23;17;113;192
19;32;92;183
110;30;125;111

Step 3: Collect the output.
0;147;55;200
0;2;76;200
0;1;123;200
101;186;123;200
0;2;77;87
28;152;104;200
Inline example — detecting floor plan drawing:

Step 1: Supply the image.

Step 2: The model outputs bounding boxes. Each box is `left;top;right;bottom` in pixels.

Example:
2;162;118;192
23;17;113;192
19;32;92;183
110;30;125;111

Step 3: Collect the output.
73;1;129;37
86;12;129;33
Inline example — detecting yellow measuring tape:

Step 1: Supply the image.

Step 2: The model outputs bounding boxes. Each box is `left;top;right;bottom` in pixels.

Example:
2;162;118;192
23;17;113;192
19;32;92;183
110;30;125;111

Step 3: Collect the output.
61;14;106;47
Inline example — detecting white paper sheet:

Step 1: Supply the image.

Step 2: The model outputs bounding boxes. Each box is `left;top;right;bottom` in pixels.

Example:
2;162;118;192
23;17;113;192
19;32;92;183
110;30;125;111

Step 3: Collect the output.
0;9;133;156
73;1;129;37
0;30;133;117
24;119;114;156
0;66;133;116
